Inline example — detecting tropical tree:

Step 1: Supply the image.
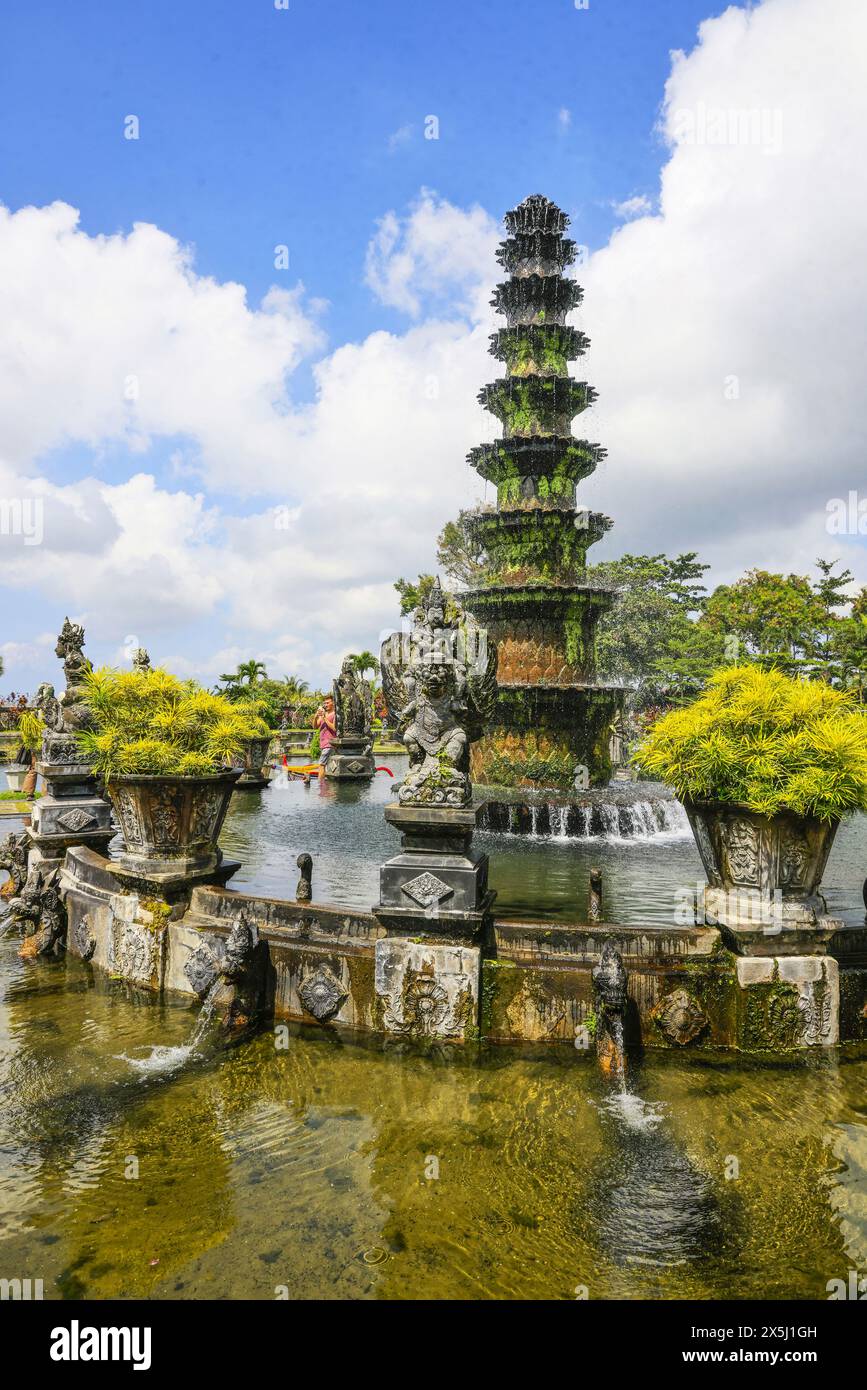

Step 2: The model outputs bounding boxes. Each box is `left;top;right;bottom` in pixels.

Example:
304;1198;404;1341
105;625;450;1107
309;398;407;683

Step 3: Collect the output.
219;659;268;688
436;513;485;587
591;552;717;707
394;574;437;615
352;651;378;681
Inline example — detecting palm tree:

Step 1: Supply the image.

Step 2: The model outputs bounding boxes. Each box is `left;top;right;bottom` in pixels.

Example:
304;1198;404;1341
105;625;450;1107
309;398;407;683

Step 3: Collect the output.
353;651;378;681
219;659;267;688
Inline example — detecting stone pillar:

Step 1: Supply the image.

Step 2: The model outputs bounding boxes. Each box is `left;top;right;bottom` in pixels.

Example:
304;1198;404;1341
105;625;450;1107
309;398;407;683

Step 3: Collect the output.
374;807;495;1044
376;803;494;940
26;620;114;871
374;582;498;1042
28;728;114;871
324;733;375;780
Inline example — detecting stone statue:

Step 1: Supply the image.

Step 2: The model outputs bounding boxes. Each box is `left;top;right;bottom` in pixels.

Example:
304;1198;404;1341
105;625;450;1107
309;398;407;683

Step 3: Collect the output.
209;912;263;1033
333;658;371;740
380;577;497;807
592;940;628;1077
55;617;94;732
6;863;68;958
132;647;151;673
34;681;64;733
0;831;29;900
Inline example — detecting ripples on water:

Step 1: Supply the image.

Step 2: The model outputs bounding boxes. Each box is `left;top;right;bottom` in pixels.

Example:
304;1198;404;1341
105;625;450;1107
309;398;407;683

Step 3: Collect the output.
2;784;866;1298
1;933;867;1300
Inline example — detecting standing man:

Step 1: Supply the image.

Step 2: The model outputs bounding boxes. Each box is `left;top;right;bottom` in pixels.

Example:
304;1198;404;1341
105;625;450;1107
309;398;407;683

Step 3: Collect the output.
313;695;336;779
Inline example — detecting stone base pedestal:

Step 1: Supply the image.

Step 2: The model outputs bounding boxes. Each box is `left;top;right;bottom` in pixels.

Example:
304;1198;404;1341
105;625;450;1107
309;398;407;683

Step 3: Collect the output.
375;938;481;1041
703;885;844;956
27;736;114;870
324;736;375;781
375;803;494;943
373;802;494;1041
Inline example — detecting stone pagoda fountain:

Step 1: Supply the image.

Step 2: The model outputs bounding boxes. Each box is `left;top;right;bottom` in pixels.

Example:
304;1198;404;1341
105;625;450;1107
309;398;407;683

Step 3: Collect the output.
462;193;623;790
459;194;682;838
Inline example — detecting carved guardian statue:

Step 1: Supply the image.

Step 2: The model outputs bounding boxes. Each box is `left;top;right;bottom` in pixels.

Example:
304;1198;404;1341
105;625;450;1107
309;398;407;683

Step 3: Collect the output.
380;578;497;807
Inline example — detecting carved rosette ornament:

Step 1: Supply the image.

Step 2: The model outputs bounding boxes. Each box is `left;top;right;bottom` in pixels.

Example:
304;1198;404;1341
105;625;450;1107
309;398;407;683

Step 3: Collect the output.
652;988;708;1046
109;922;159;986
380;578;497;808
56;808;97;832
299;965;348;1021
184;944;220;998
401;871;453;908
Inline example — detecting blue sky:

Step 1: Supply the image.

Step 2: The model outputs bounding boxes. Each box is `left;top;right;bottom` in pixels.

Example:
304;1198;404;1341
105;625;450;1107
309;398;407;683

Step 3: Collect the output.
1;0;865;696
1;0;716;362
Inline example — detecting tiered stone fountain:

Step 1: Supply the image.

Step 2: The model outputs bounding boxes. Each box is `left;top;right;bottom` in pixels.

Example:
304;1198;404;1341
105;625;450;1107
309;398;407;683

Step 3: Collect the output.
462;195;679;839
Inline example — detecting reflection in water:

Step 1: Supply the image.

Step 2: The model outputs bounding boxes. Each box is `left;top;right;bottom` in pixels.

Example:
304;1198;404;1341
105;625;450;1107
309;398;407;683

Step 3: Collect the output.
218;767;867;927
2;935;867;1300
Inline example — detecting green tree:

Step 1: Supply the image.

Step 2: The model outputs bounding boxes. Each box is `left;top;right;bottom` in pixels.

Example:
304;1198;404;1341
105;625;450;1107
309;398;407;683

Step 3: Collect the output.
352;651;378;681
394;574;436;615
436;512;485;586
701;566;832;674
590;552;716;706
218;659;268;692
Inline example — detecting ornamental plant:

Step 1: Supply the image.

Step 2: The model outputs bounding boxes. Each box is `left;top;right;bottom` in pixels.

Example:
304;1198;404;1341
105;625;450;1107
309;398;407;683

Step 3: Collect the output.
634;665;867;821
76;667;271;780
17;709;44;752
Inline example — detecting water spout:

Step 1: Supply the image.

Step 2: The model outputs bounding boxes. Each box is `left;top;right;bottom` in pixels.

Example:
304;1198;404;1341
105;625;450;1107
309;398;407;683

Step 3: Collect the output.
592;939;628;1081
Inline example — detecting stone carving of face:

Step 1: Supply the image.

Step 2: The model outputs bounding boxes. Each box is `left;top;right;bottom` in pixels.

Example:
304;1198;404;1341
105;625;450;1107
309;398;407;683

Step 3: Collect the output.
420;663;450;699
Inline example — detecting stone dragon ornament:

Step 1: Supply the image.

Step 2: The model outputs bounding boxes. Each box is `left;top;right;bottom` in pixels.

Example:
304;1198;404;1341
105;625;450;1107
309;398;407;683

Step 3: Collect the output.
0;831;29;900
380;578;497;807
5;863;68;959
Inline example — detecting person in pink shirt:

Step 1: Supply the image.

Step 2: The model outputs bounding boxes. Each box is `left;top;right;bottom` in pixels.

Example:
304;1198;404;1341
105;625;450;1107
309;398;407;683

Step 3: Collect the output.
313;695;337;777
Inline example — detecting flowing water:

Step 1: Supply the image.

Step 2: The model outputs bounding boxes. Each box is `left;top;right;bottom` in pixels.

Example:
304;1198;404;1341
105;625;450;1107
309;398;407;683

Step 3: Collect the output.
1;773;866;1300
2;937;867;1300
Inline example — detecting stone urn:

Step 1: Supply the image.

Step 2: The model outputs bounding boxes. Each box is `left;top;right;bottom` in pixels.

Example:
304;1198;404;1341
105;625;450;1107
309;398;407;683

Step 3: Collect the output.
108;771;241;876
683;799;841;954
4;764;28;793
234;736;273;790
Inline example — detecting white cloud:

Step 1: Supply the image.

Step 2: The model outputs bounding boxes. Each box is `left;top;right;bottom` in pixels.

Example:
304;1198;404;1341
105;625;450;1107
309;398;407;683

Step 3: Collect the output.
0;201;326;493
387;123;414;152
558;107;572;129
580;0;867;589
2;0;867;695
364;189;499;318
611;194;652;219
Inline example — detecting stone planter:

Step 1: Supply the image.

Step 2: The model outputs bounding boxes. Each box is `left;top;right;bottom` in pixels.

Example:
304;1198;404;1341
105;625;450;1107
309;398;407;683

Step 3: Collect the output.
684;799;841;954
108;771;241;876
234;736;273;789
4;764;28;792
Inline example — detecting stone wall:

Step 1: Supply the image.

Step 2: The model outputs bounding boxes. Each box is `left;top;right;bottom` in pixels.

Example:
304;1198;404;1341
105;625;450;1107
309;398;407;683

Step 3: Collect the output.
58;847;867;1052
